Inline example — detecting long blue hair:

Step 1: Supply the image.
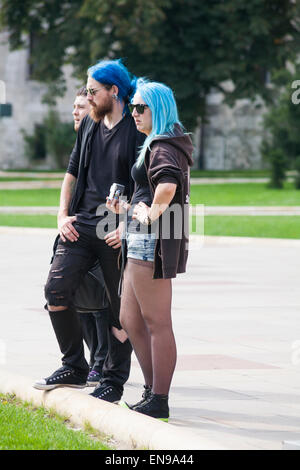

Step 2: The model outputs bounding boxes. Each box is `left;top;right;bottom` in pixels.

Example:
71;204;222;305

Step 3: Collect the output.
134;78;182;167
88;59;136;114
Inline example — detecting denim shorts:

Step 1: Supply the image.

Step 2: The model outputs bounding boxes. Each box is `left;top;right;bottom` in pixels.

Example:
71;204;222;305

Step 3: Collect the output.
126;232;156;262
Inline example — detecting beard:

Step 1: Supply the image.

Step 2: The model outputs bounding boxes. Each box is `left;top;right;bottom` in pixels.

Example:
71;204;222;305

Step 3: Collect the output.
89;96;113;122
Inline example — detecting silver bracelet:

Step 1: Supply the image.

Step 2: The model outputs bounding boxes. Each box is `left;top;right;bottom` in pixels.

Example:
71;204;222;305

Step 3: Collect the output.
143;214;152;225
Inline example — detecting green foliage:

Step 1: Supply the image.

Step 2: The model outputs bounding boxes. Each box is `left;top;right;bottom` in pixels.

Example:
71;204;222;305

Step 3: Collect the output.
294;156;300;189
22;109;75;167
22;123;47;161
261;145;287;189
1;0;300;129
261;63;300;188
43;109;75;167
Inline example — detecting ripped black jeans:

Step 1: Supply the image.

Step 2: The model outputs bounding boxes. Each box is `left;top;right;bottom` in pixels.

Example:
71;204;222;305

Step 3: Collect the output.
44;222;132;390
45;223;121;327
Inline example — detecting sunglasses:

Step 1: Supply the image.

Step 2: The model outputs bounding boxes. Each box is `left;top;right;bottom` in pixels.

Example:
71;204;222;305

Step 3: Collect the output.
86;86;106;96
128;104;149;114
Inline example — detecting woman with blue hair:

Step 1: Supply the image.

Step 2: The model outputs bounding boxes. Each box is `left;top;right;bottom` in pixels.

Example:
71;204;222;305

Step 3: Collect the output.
107;78;193;421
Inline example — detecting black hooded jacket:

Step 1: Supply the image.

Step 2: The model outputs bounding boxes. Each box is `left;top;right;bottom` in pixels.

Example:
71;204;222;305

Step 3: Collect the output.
144;124;194;279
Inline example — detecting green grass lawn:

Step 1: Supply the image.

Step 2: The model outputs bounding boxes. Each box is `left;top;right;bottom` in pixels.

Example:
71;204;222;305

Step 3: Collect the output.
0;214;58;228
0;177;63;182
191;215;300;239
190;182;300;206
0;181;299;238
0;189;60;206
1;182;300;207
0;394;111;450
190;169;272;178
0;214;299;239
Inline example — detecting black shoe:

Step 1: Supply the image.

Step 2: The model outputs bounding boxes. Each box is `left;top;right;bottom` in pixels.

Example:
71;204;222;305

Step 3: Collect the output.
119;385;152;410
90;383;122;403
33;366;87;391
133;392;169;422
86;369;102;387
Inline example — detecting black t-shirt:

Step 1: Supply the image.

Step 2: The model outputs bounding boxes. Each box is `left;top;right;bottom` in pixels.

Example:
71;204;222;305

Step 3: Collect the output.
130;161;152;207
127;161;155;234
76;115;137;226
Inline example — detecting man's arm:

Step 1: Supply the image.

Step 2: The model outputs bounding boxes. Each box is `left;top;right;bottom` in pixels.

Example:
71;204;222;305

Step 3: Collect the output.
57;173;79;243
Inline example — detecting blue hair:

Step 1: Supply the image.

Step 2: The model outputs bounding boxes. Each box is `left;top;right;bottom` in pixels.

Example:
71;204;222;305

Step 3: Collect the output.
134;78;182;167
87;59;136;114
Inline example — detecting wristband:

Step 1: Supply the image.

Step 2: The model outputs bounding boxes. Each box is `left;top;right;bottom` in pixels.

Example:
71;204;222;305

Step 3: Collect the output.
143;214;152;225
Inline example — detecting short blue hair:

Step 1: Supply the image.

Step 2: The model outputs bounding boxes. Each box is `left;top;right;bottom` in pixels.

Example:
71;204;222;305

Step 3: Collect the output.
134;78;182;166
88;59;137;113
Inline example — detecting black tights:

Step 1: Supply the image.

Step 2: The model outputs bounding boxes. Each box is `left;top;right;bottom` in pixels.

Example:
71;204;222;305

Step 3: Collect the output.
120;258;176;395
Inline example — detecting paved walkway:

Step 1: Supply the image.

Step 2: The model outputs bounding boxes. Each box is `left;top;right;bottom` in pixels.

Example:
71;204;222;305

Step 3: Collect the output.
1;206;300;216
0;227;299;449
0;171;64;178
0;176;295;190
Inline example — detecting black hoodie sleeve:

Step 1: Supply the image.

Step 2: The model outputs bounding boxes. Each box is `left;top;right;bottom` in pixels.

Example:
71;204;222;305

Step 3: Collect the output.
148;147;183;188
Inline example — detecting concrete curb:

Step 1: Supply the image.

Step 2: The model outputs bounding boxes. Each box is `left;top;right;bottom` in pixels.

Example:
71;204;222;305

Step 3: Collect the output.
0;371;226;450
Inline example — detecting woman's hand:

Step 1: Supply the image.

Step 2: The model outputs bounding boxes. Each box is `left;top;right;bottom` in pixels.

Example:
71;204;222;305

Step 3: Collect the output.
132;202;151;225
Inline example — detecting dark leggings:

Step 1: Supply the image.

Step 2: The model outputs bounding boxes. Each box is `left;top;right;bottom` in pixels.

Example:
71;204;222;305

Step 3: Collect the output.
120;258;176;395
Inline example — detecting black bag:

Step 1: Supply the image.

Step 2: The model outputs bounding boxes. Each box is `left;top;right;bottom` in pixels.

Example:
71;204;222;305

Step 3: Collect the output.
74;261;108;311
51;234;108;312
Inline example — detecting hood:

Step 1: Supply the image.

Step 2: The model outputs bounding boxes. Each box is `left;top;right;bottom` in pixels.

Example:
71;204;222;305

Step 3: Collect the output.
151;123;194;166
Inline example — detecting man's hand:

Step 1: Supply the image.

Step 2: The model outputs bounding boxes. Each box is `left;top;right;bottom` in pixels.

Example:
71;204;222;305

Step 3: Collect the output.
58;215;79;242
104;222;124;249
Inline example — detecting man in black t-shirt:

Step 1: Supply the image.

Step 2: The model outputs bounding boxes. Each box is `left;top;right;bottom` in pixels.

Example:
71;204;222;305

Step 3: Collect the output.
33;59;144;403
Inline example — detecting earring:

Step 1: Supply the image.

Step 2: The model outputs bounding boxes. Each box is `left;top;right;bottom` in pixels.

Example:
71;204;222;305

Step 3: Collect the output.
112;94;118;100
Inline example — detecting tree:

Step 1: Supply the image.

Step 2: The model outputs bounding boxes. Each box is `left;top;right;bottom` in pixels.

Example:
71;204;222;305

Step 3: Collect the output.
1;1;300;131
261;63;300;188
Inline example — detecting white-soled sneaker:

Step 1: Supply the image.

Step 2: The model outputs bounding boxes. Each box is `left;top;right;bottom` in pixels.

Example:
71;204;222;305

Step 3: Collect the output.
90;383;122;403
33;366;87;390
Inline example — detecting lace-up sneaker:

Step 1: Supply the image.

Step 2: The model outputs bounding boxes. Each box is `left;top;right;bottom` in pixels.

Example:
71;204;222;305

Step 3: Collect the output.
119;385;152;410
33;366;87;391
133;392;169;422
90;383;122;403
86;370;101;387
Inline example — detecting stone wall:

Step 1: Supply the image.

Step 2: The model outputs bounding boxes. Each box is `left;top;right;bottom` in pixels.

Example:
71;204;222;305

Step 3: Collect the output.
0;31;81;169
194;90;267;170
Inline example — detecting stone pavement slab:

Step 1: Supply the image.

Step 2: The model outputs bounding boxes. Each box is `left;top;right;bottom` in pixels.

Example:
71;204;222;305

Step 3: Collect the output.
0;227;300;449
0;176;294;190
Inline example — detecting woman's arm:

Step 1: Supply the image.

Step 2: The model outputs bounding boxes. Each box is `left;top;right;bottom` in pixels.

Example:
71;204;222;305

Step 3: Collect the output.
132;182;177;225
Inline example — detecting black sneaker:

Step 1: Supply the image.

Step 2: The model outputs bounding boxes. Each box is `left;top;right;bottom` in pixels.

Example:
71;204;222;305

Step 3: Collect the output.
33;366;87;391
119;385;152;410
133;392;169;422
86;370;101;387
90;383;122;403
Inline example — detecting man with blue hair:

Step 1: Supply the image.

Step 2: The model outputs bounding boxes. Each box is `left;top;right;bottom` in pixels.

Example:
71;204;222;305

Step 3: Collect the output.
34;59;144;403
